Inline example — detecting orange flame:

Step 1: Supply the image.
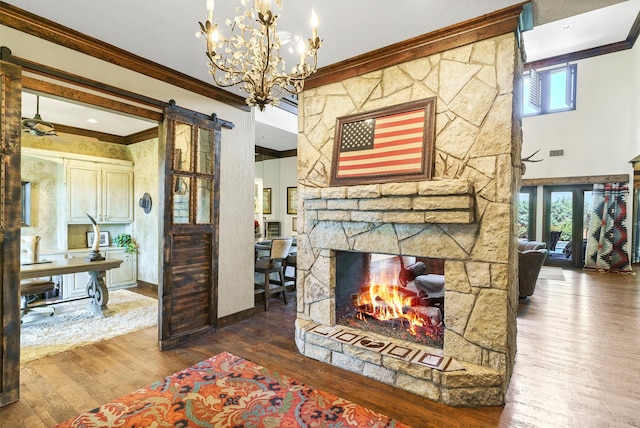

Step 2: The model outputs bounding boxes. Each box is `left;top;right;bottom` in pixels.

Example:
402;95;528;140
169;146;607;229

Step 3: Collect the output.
355;270;426;335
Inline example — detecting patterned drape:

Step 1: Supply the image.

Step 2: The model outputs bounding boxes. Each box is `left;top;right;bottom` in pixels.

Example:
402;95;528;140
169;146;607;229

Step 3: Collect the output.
584;183;632;272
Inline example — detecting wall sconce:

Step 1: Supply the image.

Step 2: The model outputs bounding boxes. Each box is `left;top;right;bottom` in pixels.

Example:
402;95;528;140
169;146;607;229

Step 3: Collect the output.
139;193;152;214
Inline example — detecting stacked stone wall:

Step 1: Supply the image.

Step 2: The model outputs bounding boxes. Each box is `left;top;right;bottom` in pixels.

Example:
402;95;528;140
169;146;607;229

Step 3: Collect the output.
295;33;522;406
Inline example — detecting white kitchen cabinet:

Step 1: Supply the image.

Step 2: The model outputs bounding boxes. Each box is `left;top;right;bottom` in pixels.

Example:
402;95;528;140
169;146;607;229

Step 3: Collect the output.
66;160;134;223
106;248;137;289
60;249;137;300
60;267;92;300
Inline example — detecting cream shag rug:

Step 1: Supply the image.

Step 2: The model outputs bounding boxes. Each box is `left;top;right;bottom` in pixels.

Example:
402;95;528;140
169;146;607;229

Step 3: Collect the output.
20;289;158;364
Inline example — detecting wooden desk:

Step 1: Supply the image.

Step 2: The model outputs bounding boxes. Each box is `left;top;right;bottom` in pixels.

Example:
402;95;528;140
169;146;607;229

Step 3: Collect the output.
21;258;123;315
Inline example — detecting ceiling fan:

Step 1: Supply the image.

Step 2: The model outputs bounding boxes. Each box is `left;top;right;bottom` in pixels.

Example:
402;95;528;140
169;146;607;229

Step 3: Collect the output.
22;95;57;136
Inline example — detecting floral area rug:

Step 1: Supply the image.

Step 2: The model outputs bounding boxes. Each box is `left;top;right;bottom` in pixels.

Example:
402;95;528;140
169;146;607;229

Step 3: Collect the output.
54;351;410;427
21;289;157;364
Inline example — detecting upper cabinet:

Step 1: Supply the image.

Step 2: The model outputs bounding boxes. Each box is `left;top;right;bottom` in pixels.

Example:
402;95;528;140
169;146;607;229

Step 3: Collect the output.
66;160;134;223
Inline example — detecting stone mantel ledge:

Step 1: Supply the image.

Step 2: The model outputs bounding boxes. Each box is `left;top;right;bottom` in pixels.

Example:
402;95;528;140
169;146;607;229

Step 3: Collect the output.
302;179;476;225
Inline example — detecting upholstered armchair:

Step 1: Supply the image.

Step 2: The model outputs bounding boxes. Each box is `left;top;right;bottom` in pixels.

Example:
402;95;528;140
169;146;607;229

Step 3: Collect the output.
518;239;548;298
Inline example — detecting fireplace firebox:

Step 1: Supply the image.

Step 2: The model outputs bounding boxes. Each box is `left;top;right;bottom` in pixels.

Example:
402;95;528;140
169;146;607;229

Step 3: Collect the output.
335;251;445;347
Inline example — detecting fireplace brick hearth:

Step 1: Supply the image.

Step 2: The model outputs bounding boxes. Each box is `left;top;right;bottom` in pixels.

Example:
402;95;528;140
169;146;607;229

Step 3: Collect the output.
294;33;522;406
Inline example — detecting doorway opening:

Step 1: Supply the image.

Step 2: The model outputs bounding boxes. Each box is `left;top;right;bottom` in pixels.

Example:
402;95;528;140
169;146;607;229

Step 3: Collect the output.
519;184;595;268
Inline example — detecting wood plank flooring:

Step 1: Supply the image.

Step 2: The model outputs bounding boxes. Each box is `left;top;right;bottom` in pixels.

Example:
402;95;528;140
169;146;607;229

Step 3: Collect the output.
2;267;639;427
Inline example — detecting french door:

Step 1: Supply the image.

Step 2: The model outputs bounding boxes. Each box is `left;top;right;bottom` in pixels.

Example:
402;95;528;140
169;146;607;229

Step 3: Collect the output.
542;185;593;268
518;186;537;241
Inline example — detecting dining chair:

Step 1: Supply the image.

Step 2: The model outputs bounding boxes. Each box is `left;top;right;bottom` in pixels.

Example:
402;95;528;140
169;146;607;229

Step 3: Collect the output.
254;237;293;311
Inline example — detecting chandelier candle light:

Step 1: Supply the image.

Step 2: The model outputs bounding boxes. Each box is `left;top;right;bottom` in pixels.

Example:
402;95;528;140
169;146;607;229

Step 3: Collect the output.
198;0;321;110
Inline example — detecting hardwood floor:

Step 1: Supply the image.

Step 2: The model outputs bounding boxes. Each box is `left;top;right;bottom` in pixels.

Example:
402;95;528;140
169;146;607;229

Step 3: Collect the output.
2;267;639;427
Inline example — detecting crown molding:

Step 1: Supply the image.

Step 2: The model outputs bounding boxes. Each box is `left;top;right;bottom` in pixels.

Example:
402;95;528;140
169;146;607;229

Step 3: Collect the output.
124;127;160;145
21;75;163;123
255;145;297;159
522;174;629;187
2;50;166;110
305;3;526;90
0;1;250;112
51;124;128;144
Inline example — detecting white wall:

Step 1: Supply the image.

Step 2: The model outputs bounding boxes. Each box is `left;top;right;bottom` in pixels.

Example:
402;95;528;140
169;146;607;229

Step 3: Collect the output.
211;108;256;318
633;40;640;158
522;49;636;179
522;44;640;249
128;138;159;285
255;156;298;237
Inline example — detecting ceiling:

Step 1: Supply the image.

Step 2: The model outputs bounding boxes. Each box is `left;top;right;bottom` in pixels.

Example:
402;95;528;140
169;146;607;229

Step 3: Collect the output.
4;0;639;152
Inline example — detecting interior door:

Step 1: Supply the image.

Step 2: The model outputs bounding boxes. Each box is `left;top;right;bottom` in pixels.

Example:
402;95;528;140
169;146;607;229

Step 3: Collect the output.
158;102;221;350
0;60;22;406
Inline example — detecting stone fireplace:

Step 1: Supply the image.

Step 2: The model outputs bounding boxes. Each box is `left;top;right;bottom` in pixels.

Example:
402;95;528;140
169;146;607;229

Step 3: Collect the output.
294;33;522;406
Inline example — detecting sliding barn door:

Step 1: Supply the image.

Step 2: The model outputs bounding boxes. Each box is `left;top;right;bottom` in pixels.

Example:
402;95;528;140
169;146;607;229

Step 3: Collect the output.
0;60;22;406
158;102;221;350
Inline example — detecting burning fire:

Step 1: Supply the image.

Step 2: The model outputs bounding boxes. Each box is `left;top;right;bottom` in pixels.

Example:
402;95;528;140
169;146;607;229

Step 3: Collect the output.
355;284;426;334
354;271;432;335
338;255;444;347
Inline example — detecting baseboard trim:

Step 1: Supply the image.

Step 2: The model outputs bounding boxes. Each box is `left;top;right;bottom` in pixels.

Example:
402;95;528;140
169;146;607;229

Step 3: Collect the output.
135;281;257;328
136;280;157;292
217;307;256;328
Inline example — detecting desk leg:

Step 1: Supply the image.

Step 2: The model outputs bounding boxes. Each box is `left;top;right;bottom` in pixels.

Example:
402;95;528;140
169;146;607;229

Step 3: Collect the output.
86;269;110;315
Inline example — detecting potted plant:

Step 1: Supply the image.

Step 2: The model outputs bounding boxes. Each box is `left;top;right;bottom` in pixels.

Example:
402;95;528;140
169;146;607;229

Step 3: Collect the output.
113;233;136;256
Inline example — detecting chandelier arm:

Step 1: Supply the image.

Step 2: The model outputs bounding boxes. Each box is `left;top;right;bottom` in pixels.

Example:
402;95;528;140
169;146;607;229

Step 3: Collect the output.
260;19;272;102
271;77;305;96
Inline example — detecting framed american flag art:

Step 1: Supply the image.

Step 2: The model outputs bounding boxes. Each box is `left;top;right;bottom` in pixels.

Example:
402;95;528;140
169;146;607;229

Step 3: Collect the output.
330;98;436;186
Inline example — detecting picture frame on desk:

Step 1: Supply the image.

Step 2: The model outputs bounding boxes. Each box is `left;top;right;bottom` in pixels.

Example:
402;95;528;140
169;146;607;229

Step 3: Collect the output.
87;231;109;248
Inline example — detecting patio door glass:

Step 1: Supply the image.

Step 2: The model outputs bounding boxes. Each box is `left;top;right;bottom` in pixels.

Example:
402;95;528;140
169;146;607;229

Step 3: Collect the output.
543;185;592;268
518;186;537;240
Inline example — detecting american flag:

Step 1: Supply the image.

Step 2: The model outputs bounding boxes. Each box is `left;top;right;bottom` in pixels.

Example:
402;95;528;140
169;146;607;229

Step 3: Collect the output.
335;109;426;178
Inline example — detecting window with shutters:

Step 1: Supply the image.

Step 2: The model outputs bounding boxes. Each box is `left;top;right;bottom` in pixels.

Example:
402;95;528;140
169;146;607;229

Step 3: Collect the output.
523;64;577;117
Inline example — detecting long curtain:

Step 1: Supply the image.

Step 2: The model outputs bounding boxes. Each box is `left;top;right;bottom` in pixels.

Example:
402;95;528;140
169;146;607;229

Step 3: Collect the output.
584;183;632;272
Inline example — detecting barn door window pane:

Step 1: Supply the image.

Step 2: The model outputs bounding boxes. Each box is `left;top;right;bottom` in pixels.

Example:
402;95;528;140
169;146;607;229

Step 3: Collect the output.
197;128;214;175
196;178;212;224
173;175;191;224
174;123;192;172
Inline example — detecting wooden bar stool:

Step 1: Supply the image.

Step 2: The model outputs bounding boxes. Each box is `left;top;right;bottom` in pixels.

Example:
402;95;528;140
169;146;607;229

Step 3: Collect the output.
285;252;297;290
254;238;293;311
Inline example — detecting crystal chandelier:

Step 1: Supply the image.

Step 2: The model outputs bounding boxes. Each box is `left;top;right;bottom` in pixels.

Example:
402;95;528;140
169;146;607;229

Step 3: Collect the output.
198;0;321;111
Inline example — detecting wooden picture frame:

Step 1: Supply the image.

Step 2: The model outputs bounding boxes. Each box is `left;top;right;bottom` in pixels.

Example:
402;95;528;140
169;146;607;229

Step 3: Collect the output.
87;231;110;248
330;97;436;186
292;217;297;232
263;188;272;214
287;187;298;215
